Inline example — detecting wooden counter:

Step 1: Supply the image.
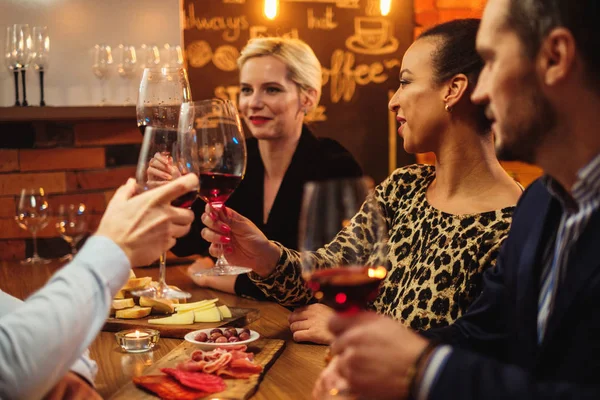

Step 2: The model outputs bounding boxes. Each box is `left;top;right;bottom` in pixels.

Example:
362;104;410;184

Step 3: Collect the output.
0;106;135;122
0;260;326;399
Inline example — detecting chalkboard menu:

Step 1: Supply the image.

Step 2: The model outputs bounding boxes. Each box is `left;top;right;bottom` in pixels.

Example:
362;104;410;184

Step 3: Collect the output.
182;0;414;183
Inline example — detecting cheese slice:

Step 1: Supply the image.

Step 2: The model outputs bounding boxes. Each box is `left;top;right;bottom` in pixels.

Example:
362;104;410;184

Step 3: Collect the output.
174;298;219;312
194;307;222;323
218;305;232;318
148;311;195;325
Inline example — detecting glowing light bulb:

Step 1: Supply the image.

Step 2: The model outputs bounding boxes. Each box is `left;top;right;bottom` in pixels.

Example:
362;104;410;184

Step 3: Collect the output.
264;0;278;20
380;0;391;16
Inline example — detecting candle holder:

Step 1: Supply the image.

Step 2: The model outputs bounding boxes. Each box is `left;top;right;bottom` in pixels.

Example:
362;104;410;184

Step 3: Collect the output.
115;328;160;353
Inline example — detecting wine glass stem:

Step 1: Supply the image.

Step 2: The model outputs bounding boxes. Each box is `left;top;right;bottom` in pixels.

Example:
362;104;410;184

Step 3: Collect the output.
215;245;227;273
70;241;77;256
100;79;106;105
32;230;40;259
13;71;20;106
158;252;167;286
21;70;28;107
39;70;46;106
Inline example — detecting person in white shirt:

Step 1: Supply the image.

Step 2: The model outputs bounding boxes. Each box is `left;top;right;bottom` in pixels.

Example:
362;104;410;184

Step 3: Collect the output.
0;174;198;400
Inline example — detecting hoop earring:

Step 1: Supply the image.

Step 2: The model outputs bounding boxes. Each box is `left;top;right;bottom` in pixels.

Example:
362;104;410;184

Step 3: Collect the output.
303;108;308;116
444;104;452;112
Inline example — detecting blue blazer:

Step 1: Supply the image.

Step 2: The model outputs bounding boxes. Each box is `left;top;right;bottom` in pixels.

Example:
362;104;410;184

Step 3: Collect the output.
425;180;600;399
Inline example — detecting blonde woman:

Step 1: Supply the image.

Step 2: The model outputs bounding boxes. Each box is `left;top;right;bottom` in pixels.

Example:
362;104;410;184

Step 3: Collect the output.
171;38;362;298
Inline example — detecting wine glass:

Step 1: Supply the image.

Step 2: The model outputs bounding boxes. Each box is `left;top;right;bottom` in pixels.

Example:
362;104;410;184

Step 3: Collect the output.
161;43;183;68
137;44;160;70
136;66;191;135
182;99;250;277
116;44;137;104
5;25;21;106
12;24;31;106
15;188;51;265
92;44;113;105
299;177;388;315
56;203;88;261
31;26;49;106
130;126;196;299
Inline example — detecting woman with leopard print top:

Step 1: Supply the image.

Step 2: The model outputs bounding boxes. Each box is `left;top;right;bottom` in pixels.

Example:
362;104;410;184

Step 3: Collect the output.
199;19;522;344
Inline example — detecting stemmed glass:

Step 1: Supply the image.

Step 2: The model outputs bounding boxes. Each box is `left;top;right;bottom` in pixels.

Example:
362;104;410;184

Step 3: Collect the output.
31;26;49;106
15;188;51;265
4;25;21;106
134;67;191;297
299;178;388;315
131;126;196;299
116;44;137;104
92;44;113;106
138;44;160;70
11;24;31;106
161;43;183;68
182;99;250;277
56;203;88;261
299;178;387;398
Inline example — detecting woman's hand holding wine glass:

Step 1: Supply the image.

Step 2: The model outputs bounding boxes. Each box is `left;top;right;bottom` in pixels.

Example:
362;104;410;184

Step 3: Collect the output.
198;203;281;277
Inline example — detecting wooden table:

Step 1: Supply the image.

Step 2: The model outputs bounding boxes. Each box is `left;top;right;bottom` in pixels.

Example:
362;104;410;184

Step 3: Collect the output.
0;260;327;399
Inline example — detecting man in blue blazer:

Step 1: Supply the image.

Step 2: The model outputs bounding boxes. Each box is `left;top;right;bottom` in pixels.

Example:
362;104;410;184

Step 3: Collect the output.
317;0;600;398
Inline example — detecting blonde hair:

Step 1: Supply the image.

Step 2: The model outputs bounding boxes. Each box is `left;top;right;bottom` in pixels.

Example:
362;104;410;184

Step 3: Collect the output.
237;37;322;110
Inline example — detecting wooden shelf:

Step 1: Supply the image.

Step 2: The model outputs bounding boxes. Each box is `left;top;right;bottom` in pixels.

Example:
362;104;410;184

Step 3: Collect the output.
0;106;136;122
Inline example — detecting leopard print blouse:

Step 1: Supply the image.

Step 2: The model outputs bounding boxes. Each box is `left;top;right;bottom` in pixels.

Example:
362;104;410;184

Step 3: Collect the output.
248;165;515;330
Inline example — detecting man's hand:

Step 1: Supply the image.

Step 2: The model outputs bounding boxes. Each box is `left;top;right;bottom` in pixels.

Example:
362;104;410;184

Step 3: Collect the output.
327;312;429;400
95;174;198;266
43;372;102;400
289;303;335;345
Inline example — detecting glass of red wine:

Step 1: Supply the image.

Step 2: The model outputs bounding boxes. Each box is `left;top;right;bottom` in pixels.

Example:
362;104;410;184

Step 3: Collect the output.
131;126;196;299
179;99;250;276
299;177;388;315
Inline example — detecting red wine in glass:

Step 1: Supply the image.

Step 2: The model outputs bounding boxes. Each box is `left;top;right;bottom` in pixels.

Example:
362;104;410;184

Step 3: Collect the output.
198;172;242;205
171;190;198;209
306;266;387;315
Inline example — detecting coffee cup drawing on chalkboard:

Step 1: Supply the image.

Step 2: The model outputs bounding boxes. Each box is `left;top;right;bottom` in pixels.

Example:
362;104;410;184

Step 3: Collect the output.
345;17;398;55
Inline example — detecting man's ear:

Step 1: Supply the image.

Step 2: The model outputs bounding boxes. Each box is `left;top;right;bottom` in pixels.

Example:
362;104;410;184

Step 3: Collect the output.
443;73;469;109
538;27;575;87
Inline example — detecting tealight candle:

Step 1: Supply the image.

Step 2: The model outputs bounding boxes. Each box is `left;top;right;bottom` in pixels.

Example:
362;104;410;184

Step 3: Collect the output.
115;328;159;353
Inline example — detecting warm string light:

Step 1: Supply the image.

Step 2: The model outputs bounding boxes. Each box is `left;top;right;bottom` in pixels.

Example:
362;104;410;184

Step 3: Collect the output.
264;0;278;20
380;0;391;16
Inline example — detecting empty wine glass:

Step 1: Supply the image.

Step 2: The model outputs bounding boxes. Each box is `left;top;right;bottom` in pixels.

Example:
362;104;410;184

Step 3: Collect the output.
183;99;249;277
116;44;137;104
161;43;183;68
92;44;113;105
11;24;31;106
130;126;196;299
15;188;51;265
299;177;388;315
56;203;88;261
137;44;160;70
5;25;21;106
31;26;49;106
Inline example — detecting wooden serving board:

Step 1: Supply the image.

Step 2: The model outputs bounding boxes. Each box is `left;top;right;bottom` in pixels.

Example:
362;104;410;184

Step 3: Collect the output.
110;338;286;400
103;307;260;338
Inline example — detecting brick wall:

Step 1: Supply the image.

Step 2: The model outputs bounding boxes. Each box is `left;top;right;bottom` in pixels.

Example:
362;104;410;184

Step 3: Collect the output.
0;113;141;260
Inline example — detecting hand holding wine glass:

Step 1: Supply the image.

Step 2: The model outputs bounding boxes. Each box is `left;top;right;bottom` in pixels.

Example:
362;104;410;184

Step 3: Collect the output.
130;126;197;299
180;99;250;276
15;188;51;264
